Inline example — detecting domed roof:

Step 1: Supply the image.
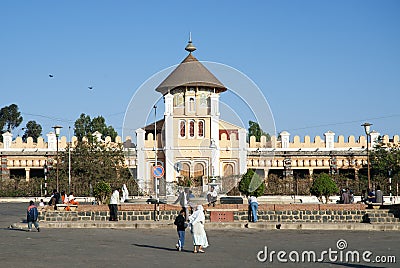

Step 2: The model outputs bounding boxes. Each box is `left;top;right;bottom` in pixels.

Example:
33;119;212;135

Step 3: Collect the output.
156;42;227;95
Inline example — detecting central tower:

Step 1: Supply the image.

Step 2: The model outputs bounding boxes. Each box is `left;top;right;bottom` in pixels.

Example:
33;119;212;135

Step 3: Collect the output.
136;38;246;197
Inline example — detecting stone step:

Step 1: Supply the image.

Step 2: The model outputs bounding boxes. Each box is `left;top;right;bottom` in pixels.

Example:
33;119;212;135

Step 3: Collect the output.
369;217;399;223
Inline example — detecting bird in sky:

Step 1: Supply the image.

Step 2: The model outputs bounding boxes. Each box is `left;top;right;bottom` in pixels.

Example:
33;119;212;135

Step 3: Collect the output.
49;74;54;78
88;86;93;90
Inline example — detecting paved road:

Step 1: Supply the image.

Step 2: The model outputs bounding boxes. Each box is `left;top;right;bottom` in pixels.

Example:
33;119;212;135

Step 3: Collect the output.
1;202;399;268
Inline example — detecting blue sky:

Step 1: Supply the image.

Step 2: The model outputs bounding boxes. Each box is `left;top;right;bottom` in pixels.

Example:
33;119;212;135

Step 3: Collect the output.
1;1;399;140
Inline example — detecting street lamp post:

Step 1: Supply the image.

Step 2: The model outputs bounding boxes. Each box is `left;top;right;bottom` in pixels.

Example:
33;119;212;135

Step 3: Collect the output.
68;126;71;194
361;122;372;189
153;105;158;200
53;125;62;191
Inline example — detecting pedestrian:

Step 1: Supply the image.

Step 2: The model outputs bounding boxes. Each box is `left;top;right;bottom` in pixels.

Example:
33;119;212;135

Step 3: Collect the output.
249;195;258;222
367;188;376;203
39;199;45;207
207;186;218;207
349;190;354;204
27;200;40;232
375;186;384;204
361;189;368;204
109;188;120;221
174;209;187;251
174;187;190;220
49;189;62;209
61;190;68;204
68;191;79;205
341;188;350;204
189;205;208;253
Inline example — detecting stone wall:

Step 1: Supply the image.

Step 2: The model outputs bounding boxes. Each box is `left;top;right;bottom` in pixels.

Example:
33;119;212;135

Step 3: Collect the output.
38;203;400;224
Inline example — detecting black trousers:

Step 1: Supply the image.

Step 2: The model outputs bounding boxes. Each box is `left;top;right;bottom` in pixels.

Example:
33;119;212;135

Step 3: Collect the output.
109;204;118;221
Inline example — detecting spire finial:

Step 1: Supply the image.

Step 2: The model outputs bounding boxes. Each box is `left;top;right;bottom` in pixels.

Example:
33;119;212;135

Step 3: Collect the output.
185;32;196;53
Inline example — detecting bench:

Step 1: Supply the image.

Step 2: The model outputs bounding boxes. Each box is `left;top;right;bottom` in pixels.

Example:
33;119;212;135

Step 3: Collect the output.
219;197;243;204
56;204;78;211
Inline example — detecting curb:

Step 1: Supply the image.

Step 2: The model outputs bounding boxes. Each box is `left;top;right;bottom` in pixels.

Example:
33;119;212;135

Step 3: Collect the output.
10;221;400;231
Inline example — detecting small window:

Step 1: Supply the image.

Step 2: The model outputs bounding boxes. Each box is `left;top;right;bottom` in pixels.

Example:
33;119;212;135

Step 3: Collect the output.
174;93;184;107
198;120;204;137
180;120;186;137
189;120;195;137
189;97;195;112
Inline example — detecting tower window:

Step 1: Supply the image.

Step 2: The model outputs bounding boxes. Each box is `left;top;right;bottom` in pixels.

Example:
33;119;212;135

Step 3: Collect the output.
198;120;204;137
189;120;195;137
179;120;186;138
189;97;195;112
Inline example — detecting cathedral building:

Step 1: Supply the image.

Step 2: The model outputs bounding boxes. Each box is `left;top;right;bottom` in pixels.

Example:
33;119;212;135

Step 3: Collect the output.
135;39;247;196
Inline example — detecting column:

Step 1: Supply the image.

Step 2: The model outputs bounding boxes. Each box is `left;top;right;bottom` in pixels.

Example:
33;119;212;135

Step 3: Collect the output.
163;93;175;196
135;128;146;193
25;168;30;182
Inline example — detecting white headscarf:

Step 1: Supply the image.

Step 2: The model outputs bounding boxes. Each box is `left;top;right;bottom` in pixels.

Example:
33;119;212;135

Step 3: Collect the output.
189;205;205;224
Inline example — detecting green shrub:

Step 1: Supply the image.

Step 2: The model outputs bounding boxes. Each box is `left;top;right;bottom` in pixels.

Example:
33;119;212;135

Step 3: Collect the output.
93;181;112;204
239;169;265;197
310;173;339;203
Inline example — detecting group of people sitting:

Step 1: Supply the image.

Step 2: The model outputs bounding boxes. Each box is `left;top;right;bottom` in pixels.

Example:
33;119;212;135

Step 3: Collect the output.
362;186;384;204
48;189;79;209
339;188;355;204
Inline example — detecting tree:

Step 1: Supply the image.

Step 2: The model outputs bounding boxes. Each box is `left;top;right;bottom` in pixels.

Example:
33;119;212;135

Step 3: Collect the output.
93;181;112;204
248;121;270;142
74;113;92;141
22;120;42;142
239;169;265;197
0;104;23;134
74;113;118;142
369;138;400;193
310;173;339;203
55;140;136;196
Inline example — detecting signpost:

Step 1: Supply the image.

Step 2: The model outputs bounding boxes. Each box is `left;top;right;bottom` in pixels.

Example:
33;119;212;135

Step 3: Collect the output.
152;165;164;221
153;165;164;179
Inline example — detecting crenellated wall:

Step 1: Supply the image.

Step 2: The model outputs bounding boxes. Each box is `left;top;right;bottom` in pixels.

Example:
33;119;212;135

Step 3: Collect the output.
247;133;399;149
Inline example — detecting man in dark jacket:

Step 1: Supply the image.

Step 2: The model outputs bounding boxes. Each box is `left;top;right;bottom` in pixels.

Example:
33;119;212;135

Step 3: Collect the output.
27;200;40;232
174;209;187;251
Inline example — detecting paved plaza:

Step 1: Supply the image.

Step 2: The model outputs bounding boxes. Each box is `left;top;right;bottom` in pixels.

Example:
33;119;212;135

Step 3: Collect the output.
1;202;399;268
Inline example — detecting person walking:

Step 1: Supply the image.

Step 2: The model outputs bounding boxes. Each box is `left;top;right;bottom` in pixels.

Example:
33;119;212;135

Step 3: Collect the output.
249;195;258;222
174;187;190;220
27;201;40;232
109;188;120;221
189;205;209;253
174;209;187;251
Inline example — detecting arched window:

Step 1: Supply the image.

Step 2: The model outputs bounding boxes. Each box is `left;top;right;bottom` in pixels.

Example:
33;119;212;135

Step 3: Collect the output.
189;120;195;137
179;120;186;138
193;163;205;187
198;120;204;137
174;93;184;107
189;97;195;112
223;164;234;176
181;163;191;179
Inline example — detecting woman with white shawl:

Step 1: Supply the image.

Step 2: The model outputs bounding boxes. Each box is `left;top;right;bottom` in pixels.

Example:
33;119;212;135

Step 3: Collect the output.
189;205;209;253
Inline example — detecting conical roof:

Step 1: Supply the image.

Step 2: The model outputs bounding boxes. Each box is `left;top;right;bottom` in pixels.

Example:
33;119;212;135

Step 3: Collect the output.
156;49;227;95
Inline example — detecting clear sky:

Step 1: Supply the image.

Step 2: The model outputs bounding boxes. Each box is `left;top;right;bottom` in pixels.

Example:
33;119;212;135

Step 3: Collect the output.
1;0;399;140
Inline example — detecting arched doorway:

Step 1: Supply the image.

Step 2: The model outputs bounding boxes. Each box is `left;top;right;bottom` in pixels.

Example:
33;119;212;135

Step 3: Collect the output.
193;163;205;187
180;163;191;179
223;163;234;177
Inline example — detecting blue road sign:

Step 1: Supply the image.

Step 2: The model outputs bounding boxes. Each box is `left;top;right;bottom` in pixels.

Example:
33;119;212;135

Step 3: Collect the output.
153;165;164;178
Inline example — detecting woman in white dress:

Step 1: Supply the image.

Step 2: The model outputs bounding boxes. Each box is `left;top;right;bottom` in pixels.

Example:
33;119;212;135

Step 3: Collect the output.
189;205;209;253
